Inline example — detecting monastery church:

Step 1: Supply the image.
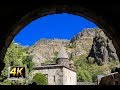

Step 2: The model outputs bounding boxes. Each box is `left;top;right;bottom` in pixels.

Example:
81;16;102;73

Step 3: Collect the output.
32;46;77;85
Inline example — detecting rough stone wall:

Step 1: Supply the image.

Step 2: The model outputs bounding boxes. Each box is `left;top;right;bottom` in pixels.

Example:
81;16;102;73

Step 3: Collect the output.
63;67;77;85
32;66;76;85
32;68;63;85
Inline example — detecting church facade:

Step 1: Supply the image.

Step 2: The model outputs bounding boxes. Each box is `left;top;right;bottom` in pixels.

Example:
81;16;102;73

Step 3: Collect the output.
32;46;77;85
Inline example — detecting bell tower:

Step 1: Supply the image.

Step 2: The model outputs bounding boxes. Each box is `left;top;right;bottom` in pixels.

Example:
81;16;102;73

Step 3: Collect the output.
56;46;69;68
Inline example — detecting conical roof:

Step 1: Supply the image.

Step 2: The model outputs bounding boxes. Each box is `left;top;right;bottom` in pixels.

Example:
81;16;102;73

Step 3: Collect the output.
57;46;69;59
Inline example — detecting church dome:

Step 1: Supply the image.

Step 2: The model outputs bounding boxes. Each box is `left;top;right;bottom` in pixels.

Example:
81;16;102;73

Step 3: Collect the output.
57;46;69;59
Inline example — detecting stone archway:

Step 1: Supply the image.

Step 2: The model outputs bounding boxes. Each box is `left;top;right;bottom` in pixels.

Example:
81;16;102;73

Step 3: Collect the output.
0;4;120;74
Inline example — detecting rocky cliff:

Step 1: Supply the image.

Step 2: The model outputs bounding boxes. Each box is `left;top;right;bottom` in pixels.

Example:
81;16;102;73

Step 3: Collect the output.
87;29;119;65
27;28;119;66
70;28;97;55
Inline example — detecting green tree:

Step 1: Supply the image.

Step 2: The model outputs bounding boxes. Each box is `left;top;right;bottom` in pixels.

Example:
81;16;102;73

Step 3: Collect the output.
74;55;106;82
74;55;88;69
87;64;104;82
1;42;25;77
0;41;34;85
32;73;48;85
22;55;34;72
77;67;92;82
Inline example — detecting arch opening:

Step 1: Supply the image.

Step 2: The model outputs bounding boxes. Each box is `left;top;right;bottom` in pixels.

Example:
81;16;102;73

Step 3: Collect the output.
7;6;119;59
0;5;120;85
0;10;119;85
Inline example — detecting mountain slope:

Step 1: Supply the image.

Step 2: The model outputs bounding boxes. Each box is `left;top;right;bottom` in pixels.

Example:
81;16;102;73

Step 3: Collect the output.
27;28;119;66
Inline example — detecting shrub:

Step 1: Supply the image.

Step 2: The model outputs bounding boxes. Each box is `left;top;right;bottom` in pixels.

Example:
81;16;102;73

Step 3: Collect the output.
68;43;76;48
77;67;92;82
32;73;48;85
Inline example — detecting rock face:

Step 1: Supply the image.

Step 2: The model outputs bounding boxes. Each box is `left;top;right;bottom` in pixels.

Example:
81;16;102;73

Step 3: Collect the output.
70;28;96;43
27;39;70;66
70;28;97;56
87;29;119;65
27;28;119;66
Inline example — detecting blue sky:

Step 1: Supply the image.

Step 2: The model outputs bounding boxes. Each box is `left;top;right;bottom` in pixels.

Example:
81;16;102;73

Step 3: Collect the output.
14;13;98;46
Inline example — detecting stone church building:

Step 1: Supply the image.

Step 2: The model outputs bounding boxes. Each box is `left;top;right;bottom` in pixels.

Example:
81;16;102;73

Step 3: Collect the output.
32;46;77;85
